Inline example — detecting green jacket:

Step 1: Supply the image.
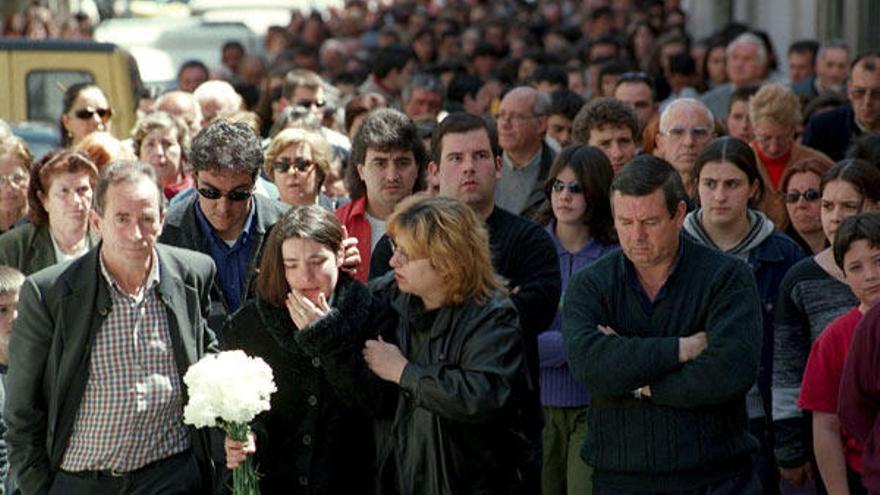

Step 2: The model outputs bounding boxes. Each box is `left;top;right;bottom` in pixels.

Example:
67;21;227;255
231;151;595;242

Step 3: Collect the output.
0;223;97;275
5;244;219;495
562;235;762;492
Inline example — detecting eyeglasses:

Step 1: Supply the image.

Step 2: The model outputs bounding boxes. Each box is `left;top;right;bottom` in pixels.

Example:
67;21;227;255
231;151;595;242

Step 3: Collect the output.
0;172;27;187
196;186;253;202
551;180;583;194
785;188;821;204
848;86;880;103
388;237;411;265
294;99;326;109
71;106;113;123
273;157;316;174
662;126;712;140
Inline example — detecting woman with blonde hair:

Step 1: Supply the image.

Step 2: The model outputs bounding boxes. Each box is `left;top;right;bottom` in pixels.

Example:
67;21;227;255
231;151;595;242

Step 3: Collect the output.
750;84;833;189
296;194;535;494
264;128;345;210
748;84;833;228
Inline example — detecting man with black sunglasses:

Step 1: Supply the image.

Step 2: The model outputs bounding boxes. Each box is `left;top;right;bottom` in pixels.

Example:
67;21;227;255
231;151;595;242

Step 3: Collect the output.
159;120;288;333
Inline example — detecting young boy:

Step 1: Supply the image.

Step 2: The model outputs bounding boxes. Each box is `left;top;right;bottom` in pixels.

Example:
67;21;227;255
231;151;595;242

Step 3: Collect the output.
0;265;24;370
798;213;880;495
0;264;24;495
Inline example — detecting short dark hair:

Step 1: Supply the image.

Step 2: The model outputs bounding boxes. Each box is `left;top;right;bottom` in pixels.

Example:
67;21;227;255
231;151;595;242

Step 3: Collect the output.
833;212;880;272
345;108;428;200
572;97;639;143
531;64;569;89
447;73;483;104
402;72;445;106
189;119;263;179
692;137;765;208
373;45;413;78
257;205;345;306
611;155;686;217
728;84;761;111
222;40;245;54
177;60;209;79
282;68;323;101
548;89;585;121
668;52;696;77
538;144;617;244
431;112;498;165
822;159;880;207
28;149;99;226
847;133;880;167
788;39;819;59
94;160;164;216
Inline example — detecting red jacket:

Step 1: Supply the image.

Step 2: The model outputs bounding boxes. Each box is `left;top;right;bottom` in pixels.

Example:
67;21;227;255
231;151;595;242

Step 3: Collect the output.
335;196;371;283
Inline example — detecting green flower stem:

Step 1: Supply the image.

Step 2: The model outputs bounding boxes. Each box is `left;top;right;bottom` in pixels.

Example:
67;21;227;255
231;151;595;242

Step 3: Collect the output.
220;420;260;495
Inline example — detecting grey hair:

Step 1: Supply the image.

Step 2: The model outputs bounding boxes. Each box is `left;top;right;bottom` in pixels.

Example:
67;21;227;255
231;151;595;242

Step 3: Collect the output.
534;90;552;116
402;72;446;107
189;120;263;178
93;160;165;216
658;97;715;134
726;32;767;67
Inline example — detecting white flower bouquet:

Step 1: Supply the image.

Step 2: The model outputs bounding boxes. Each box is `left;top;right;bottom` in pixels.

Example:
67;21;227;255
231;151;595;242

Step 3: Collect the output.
183;350;277;495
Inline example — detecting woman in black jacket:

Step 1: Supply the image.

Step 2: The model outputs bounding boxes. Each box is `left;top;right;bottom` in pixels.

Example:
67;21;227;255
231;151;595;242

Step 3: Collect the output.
222;205;383;494
298;195;536;495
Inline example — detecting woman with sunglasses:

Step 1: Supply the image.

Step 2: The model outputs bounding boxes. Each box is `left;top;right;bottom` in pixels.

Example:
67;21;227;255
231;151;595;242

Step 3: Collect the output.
773;159;880;492
780;158;833;254
263;128;346;210
532;144;617;495
682;136;805;492
0;137;33;233
132;111;193;200
0;149;98;275
297;195;534;494
59;83;113;148
222;205;378;494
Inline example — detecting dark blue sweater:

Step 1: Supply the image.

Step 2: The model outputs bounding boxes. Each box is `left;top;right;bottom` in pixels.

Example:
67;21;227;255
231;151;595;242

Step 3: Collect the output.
562;235;762;491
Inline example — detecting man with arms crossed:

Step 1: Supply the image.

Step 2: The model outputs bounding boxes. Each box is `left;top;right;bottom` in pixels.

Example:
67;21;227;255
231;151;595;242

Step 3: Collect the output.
562;156;762;494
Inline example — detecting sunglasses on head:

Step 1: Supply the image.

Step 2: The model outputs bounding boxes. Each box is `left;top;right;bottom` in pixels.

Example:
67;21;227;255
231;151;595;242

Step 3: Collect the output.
551;180;583;194
72;106;113;122
273;157;316;174
196;186;252;202
784;188;821;204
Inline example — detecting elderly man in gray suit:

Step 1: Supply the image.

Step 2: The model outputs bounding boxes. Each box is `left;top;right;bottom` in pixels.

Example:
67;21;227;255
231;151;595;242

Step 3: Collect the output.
5;161;218;495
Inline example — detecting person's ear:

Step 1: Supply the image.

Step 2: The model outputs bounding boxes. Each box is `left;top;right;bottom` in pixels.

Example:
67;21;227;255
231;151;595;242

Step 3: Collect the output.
89;209;102;237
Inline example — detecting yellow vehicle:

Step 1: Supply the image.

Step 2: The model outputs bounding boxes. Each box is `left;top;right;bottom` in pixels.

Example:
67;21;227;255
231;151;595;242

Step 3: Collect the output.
0;39;143;139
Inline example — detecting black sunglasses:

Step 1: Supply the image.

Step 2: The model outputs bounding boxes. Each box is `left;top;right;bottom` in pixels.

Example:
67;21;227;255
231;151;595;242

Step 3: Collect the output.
551;180;583;194
197;186;252;202
273;157;316;174
72;106;113;122
294;99;326;109
784;188;821;204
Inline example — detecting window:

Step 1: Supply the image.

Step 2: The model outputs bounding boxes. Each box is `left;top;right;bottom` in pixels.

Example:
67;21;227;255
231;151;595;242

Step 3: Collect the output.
27;70;95;123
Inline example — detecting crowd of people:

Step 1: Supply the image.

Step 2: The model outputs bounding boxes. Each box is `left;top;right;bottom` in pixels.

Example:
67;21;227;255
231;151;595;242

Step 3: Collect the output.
1;0;880;494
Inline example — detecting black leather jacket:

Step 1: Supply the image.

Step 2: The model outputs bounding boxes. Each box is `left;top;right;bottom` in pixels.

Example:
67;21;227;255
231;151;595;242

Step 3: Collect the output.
299;273;536;495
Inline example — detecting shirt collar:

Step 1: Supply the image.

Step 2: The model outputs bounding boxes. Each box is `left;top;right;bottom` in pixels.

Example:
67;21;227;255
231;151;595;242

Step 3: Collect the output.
99;247;160;301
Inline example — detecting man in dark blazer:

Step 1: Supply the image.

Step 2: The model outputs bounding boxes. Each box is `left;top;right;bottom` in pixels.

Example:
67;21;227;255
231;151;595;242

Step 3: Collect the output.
158;120;287;333
6;161;218;495
802;52;880;161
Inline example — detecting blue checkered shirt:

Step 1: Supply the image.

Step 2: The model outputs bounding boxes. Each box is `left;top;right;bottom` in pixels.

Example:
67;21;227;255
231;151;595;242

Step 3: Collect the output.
60;252;190;472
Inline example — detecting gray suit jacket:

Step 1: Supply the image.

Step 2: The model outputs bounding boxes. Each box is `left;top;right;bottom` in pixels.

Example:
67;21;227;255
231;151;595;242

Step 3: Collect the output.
4;244;219;495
